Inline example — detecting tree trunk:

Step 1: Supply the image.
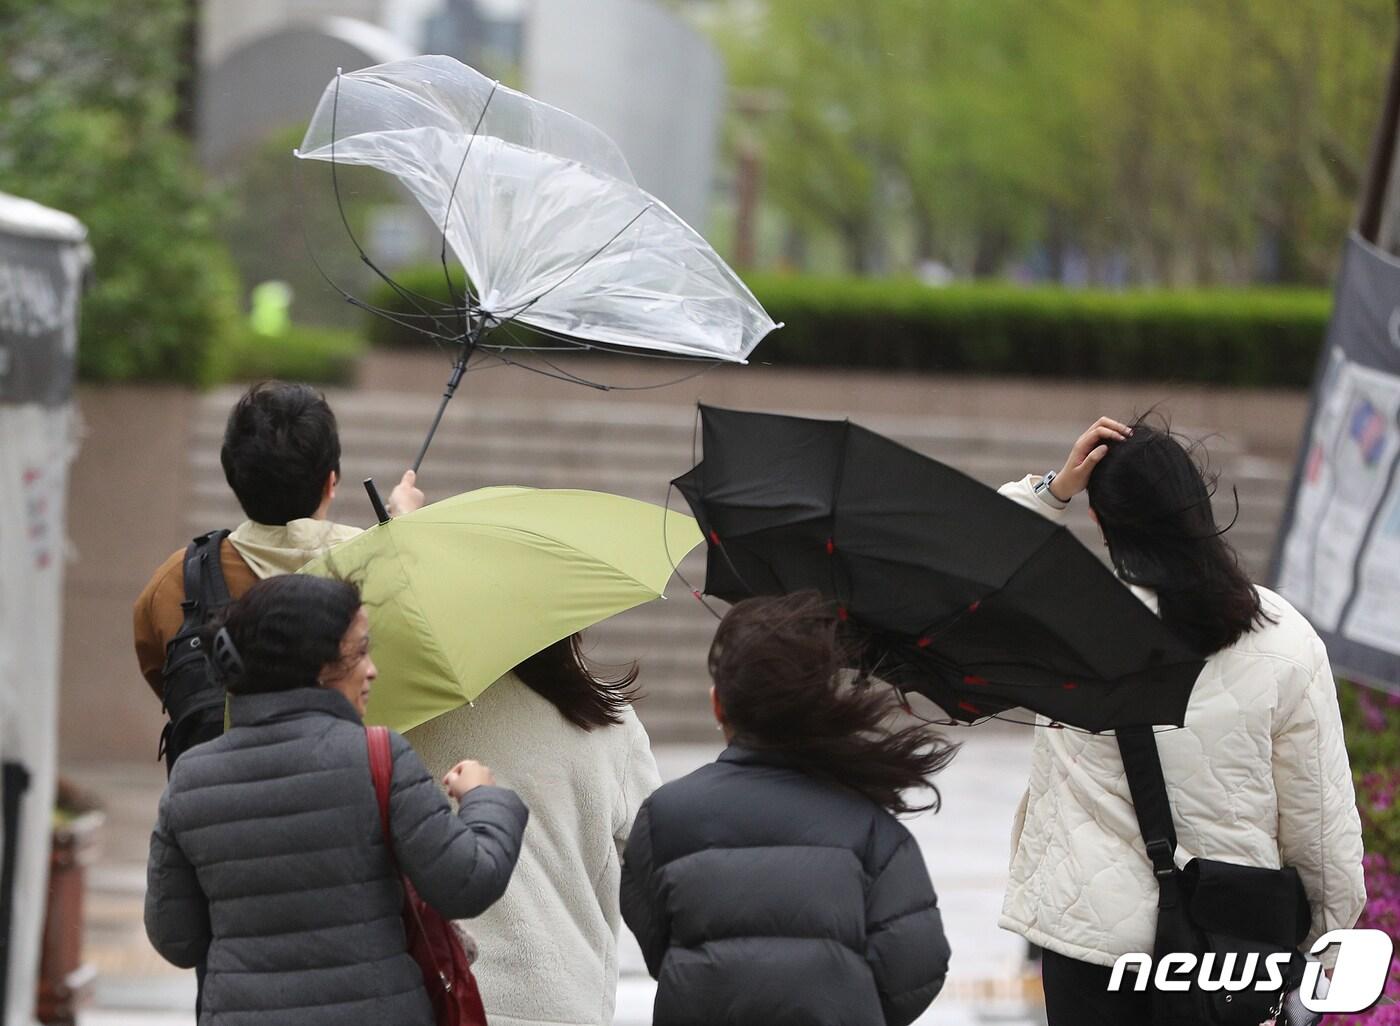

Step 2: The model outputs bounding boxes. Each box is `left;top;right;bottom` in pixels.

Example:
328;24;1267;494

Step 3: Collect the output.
841;221;879;275
173;0;200;138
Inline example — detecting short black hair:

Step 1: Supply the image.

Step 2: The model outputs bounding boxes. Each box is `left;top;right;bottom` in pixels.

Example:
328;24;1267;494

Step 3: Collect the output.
220;382;341;525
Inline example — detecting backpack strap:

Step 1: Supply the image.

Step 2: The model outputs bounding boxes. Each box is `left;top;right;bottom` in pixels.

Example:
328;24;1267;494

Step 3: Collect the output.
178;529;232;630
366;726;395;864
1116;726;1182;909
157;530;233;768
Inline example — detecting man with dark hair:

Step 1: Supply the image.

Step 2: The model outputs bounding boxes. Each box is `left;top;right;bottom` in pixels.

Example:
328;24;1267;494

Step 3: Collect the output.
133;381;422;696
131;381;423;1026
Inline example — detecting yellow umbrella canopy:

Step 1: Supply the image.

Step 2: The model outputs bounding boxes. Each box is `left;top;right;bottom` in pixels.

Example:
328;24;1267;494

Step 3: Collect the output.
301;486;702;732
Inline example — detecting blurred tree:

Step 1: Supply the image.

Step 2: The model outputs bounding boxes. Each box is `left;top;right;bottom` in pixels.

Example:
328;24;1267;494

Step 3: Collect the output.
0;0;241;381
719;0;887;273
716;0;1394;285
219;126;401;330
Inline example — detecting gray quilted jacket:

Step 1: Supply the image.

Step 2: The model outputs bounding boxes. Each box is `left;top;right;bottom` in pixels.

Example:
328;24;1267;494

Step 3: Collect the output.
144;687;528;1026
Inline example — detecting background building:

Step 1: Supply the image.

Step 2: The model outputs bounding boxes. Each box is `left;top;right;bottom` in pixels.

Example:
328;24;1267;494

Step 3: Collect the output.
197;0;724;230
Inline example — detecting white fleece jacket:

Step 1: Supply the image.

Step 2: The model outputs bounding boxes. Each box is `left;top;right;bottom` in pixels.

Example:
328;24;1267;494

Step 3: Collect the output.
405;672;660;1026
996;475;1366;966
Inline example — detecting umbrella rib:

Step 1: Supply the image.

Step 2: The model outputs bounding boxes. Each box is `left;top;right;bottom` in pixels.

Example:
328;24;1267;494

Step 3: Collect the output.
325;71;463;338
933;524;1124;673
662;482;723;620
439;79;499;326
328;525;464;720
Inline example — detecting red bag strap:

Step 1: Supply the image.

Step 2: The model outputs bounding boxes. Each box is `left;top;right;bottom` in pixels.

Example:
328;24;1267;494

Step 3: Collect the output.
365;726;435;950
366;725;394;856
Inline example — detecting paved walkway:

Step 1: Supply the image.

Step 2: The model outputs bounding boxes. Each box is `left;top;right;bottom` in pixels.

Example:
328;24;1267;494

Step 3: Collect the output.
71;727;1045;1026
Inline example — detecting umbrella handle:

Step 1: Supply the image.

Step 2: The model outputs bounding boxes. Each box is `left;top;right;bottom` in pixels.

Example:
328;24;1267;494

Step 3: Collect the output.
364;478;391;525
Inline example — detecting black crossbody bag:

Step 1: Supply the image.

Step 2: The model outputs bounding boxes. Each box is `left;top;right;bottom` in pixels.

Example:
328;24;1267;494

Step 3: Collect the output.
1116;726;1312;1025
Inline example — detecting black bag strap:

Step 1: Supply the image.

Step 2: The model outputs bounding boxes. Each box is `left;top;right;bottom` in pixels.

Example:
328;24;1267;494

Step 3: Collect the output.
179;529;232;626
1116;726;1182;908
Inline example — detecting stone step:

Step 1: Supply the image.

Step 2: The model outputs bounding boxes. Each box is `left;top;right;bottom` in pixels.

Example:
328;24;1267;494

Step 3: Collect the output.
179;497;1282;573
186;457;1294;522
196;386;1256;444
190;397;1293;472
195;420;1272;479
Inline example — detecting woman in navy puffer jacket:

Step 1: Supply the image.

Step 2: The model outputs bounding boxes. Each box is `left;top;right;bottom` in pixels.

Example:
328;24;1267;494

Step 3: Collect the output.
621;592;956;1026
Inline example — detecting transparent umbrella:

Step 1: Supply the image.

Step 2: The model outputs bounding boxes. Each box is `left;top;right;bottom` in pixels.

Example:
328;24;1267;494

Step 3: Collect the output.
296;56;780;469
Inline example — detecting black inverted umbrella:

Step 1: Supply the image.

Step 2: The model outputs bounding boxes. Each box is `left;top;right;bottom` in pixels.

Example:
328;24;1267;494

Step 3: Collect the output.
673;406;1205;731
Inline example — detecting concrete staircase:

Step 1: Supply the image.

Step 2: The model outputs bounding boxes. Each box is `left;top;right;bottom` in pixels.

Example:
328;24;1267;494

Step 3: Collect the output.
186;387;1296;741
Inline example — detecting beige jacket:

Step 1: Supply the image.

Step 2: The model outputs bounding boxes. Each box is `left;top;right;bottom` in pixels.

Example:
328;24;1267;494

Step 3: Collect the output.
133;518;361;695
405;673;660;1026
996;475;1366;966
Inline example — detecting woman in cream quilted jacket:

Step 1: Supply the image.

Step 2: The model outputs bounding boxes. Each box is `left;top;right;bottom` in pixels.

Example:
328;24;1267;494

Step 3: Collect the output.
998;415;1365;1025
405;636;659;1026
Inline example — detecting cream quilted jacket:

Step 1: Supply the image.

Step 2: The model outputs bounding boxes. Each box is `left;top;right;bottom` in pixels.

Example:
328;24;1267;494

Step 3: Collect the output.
996;476;1366;967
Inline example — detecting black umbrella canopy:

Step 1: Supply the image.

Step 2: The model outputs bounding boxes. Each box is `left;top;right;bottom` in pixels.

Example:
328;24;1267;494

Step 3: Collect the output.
673;406;1206;731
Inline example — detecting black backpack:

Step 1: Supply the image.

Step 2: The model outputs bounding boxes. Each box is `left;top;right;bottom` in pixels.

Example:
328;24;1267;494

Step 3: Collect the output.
157;530;233;775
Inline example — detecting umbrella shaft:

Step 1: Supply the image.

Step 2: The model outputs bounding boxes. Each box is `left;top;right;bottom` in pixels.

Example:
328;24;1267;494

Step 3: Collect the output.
412;358;468;473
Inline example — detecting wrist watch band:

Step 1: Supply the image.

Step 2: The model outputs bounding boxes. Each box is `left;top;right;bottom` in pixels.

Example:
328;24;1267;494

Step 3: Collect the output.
1034;470;1068;504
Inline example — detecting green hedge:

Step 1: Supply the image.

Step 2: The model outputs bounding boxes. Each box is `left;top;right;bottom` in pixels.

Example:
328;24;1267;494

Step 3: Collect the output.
366;267;1331;388
202;325;366;387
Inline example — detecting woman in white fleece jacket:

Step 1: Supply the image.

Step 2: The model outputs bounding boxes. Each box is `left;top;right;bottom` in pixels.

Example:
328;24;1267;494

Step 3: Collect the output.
405;636;660;1026
998;416;1365;1026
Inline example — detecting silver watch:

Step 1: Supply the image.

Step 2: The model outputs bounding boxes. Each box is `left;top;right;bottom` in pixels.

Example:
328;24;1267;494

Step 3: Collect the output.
1034;470;1067;502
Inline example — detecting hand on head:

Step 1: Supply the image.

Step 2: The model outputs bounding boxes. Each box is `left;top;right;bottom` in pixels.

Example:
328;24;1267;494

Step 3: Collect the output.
443;759;495;799
1049;417;1132;501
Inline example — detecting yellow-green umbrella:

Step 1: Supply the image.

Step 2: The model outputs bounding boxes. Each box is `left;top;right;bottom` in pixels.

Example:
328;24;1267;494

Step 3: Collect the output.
301;486;702;732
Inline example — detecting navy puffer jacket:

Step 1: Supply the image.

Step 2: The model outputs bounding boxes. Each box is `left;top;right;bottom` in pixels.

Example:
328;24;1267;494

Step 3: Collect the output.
145;687;528;1026
620;746;950;1026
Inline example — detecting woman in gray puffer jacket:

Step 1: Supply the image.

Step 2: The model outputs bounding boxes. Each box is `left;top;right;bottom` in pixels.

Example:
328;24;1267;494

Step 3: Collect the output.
145;575;528;1026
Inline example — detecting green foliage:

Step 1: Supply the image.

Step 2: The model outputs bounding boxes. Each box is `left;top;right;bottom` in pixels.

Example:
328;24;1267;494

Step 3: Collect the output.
1361;770;1400;867
0;0;243;383
1339;681;1400;867
1340;680;1400;773
367;264;1329;387
203;325;366;387
715;0;1393;285
747;276;1330;386
219;126;399;331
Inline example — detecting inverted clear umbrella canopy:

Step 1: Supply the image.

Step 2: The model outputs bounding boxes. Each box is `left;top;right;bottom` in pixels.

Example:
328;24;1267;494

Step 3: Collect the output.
296;56;779;469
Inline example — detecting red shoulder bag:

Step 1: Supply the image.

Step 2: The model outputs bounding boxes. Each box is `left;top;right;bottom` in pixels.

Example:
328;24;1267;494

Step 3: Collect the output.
366;726;489;1026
